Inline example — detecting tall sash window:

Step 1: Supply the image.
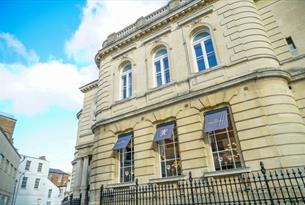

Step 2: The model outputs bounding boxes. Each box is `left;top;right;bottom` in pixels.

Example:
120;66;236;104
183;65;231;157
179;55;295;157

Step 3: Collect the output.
154;48;170;87
192;30;218;72
121;64;132;99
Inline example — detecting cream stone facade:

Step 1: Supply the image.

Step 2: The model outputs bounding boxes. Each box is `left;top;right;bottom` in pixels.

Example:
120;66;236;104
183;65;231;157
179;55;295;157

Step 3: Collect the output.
71;80;97;204
71;0;305;204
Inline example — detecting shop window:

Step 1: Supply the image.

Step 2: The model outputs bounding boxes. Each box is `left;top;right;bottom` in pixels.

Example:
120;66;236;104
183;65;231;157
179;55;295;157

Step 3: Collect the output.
204;107;242;171
113;132;134;183
153;122;181;178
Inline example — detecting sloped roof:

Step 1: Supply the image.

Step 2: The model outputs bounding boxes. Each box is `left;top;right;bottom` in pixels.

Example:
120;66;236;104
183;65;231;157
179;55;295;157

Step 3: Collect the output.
49;168;68;175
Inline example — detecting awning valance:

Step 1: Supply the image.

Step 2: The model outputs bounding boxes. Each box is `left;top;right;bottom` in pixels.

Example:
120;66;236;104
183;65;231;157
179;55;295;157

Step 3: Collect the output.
204;108;228;133
153;122;175;142
113;133;132;151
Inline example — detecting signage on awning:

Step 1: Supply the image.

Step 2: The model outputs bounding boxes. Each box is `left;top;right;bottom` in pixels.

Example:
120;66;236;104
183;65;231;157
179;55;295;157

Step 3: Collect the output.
153;122;175;142
113;133;132;151
204;108;228;133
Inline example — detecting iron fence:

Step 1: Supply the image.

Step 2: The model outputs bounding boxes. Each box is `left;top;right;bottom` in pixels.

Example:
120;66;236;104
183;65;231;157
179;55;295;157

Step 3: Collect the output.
100;162;305;205
62;194;81;205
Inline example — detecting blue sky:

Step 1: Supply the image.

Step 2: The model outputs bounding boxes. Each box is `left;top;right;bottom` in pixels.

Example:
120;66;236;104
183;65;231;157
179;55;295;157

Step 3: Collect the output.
0;0;167;172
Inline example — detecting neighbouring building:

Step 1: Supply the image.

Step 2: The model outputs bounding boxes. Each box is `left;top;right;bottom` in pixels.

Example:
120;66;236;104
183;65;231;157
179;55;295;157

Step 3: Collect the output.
71;0;305;204
0;113;20;205
14;155;61;205
48;168;71;198
70;81;97;204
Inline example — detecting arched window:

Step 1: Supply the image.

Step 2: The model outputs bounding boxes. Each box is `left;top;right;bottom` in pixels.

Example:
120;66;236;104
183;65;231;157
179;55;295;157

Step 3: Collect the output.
192;30;217;72
154;48;170;87
120;63;132;99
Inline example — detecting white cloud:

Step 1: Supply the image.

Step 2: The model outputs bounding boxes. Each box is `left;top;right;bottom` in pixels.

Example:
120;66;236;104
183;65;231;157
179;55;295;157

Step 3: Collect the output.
65;0;168;65
0;61;97;115
0;32;39;64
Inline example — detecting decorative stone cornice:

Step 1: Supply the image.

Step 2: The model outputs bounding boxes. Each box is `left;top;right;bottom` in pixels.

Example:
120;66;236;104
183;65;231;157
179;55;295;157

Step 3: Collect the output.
79;80;98;93
91;68;292;131
95;0;215;66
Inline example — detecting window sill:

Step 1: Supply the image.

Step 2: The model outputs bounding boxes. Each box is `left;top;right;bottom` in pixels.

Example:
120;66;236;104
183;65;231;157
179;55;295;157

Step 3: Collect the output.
189;64;224;79
149;175;186;184
106;181;135;188
146;81;176;95
113;96;136;106
203;167;251;178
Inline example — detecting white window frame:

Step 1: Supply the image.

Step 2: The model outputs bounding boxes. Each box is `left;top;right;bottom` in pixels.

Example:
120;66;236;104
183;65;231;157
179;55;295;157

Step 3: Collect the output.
37;162;43;172
34;178;40;189
192;30;217;72
48;189;52;198
118;134;134;183
157;123;181;178
25;160;31;171
153;48;170;87
21;177;28;189
120;63;132;100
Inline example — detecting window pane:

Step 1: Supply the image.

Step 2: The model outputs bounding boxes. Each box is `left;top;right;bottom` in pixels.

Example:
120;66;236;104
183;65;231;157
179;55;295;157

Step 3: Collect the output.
204;39;214;53
163;57;170;83
159;144;165;160
205;39;217;68
155;49;167;58
197;58;205;71
207;53;217;68
165;143;175;160
120;168;124;182
194;44;203;57
194;44;205;71
122;75;127;99
156;73;162;87
124;152;132;166
123;166;133;182
128;72;132;97
123;64;131;72
165;159;178;177
193;32;209;42
155;61;161;73
161;161;166;178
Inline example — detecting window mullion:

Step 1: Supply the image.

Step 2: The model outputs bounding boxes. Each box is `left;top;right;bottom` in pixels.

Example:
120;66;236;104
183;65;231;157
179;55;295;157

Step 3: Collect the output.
173;136;178;176
160;57;166;85
201;41;209;69
163;141;167;178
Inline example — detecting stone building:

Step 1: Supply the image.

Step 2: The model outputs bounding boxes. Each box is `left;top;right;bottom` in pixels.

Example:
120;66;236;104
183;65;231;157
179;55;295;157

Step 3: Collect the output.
0;113;20;205
71;0;305;204
71;80;97;204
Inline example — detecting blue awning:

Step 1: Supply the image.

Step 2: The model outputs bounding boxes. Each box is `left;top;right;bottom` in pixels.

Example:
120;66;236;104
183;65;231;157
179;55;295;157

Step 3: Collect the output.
153;122;175;142
113;133;132;151
204;108;228;133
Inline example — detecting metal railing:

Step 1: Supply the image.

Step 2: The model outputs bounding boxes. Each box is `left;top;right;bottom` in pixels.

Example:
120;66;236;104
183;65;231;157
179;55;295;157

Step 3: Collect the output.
62;194;81;205
100;162;305;205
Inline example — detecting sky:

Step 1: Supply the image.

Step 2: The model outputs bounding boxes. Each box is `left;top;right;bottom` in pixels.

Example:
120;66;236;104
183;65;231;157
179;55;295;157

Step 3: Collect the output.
0;0;168;172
